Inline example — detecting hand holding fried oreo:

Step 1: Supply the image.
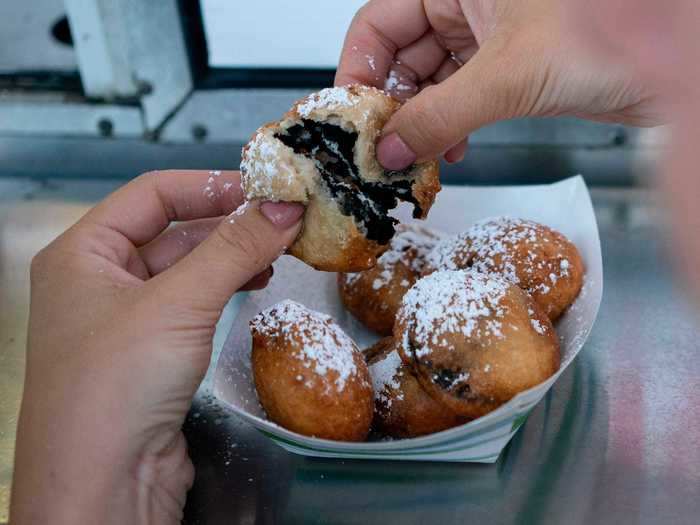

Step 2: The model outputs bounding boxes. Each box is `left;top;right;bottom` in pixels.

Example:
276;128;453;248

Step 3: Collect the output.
241;85;440;272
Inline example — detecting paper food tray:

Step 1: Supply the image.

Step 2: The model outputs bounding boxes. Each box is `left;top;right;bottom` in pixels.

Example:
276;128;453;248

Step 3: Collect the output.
212;176;603;463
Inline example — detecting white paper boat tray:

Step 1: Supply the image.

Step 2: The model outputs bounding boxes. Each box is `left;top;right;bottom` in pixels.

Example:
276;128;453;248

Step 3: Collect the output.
212;176;603;462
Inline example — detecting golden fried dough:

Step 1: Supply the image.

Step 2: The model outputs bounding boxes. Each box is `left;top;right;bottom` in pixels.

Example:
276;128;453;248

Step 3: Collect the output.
426;217;584;320
338;224;440;335
367;337;468;438
241;85;440;272
395;270;560;419
251;300;373;441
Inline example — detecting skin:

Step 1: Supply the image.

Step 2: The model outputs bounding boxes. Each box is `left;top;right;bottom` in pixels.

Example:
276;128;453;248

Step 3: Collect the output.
335;0;662;169
566;0;700;297
11;1;700;523
10;170;303;524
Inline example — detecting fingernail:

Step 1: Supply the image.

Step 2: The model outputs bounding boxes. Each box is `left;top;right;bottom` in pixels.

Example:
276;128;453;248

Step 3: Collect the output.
444;151;465;164
377;133;416;171
260;201;305;229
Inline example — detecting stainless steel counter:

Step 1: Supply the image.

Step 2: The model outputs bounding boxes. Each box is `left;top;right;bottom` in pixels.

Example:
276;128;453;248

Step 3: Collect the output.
1;178;698;524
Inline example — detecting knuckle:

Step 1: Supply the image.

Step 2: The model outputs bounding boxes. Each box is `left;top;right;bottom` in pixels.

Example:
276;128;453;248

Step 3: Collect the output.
402;93;457;153
29;248;51;279
354;3;372;25
481;33;542;118
214;221;268;269
137;169;167;181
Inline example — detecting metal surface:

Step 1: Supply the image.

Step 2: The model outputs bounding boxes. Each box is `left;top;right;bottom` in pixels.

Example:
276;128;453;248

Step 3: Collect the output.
0;93;142;137
0;178;698;524
0;0;76;73
65;0;141;98
0;135;649;186
0;121;661;188
64;0;193;130
161;89;656;147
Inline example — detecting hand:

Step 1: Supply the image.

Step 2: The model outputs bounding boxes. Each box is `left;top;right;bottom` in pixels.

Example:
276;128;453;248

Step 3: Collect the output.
568;0;700;298
10;170;303;524
335;0;663;170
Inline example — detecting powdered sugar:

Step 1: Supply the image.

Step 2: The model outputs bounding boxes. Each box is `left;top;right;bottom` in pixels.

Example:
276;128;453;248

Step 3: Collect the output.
369;225;440;290
365;54;376;71
429;216;574;298
296;87;360;118
343;272;362;286
228;201;249;224
369;349;402;405
399;270;510;358
240;130;297;197
251;300;361;392
426;233;469;271
384;70;415;94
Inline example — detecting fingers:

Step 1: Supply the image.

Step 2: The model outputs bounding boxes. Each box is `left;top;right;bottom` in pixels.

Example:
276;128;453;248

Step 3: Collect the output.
82;170;243;246
383;31;448;99
240;267;274;291
139;217;224;276
335;0;430;87
445;139;468;164
431;54;461;84
376;39;525;169
152;200;304;312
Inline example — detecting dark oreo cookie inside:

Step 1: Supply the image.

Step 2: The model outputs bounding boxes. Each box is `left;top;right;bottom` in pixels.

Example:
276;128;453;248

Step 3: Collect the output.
275;120;422;244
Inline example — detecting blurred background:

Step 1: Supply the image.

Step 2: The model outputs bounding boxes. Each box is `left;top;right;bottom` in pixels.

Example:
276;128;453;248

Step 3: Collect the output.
0;0;662;184
3;3;696;525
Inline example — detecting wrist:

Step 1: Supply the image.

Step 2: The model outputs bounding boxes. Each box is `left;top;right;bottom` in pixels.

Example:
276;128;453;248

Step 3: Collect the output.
11;379;193;525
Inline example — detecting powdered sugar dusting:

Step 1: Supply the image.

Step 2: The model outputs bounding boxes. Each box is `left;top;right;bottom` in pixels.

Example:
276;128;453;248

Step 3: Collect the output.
228;201;249;223
468;217;561;291
528;306;547;335
369;225;441;290
369;350;403;406
251;300;361;392
384;70;415;93
365;54;376;71
399;270;510;358
240;130;297;198
297;87;360;118
430;216;575;299
426;233;470;271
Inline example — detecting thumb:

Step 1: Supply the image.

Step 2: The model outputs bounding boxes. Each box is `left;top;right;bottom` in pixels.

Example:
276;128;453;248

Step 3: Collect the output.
377;40;529;170
154;200;304;312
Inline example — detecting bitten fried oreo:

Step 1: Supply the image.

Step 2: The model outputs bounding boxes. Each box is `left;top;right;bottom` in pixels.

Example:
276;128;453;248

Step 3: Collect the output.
241;85;440;272
338;224;440;335
250;300;373;441
426;217;584;320
395;270;560;420
367;338;467;439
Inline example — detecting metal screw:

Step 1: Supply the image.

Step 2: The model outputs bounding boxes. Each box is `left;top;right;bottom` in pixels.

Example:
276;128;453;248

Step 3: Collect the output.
138;80;153;95
97;118;114;138
192;124;208;142
612;127;627;147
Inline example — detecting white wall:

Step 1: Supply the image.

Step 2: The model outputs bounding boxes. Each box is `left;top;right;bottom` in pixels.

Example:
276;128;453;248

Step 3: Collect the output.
202;0;367;68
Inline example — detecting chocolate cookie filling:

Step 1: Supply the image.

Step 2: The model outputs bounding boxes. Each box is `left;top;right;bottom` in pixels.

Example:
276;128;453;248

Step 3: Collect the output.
275;120;422;244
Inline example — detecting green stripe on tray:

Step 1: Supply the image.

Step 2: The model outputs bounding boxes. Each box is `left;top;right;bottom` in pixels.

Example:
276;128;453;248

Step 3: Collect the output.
254;405;532;456
281;443;500;463
259;428;513;458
